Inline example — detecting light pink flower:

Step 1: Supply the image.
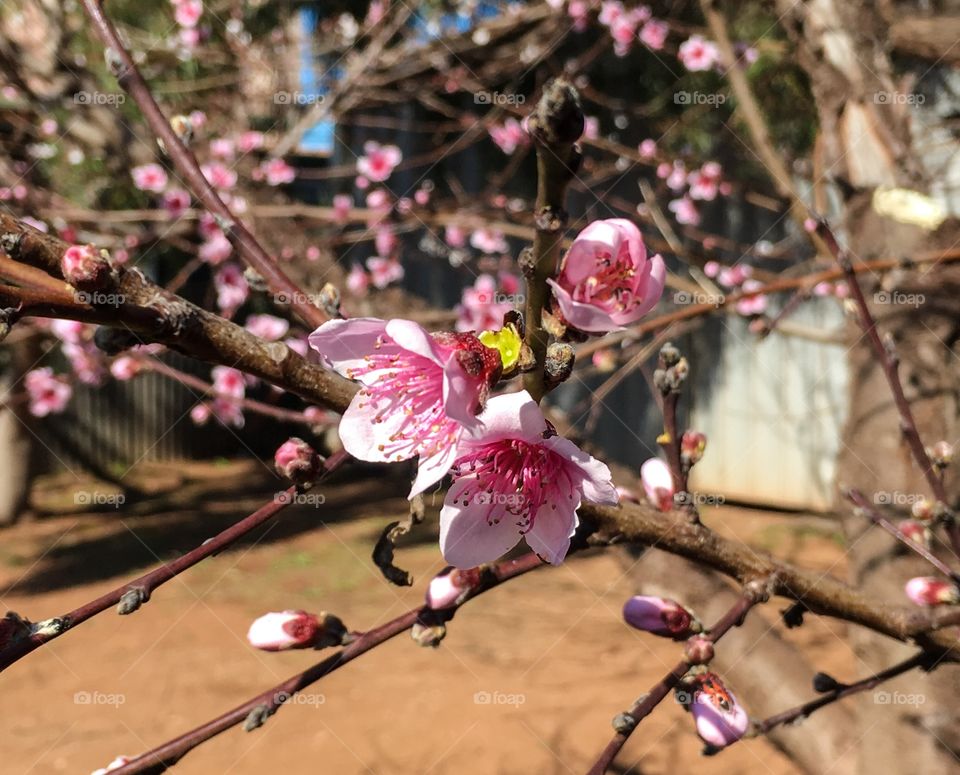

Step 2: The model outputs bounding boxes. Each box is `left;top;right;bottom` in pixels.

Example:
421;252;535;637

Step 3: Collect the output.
583;116;600;139
445;224;467;248
688;162;722;201
735;279;767;316
366;256;404;289
455;274;513;333
598;1;624;27
212;366;245;399
131;163;168;193
346;264;370;296
274;438;320;482
668;196;700;226
110;356;140;381
308;318;502;498
568;0;590;31
623;595;696;639
690;673;749;748
638;138;657;159
244;314;289;341
260;157;296;186
237;130;264;153
666;161;687;191
547;218;666;333
357;141;402;183
489;118;528;155
200;162;237;191
50;319;86;344
374;227;398;258
639;19;668;50
469;228;508;255
440;390;618;567
214;263;248;311
209;137;235;160
174;0;202;27
162;188;191;218
332;193;353;224
210;396;244;427
62;244;110;288
247;610;322;651
25;368;72;417
640;457;674;511
63;342;105;385
425;567;480;610
190;402;211;425
610;17;638;56
199;233;232;265
905;577;960;606
678;35;720;71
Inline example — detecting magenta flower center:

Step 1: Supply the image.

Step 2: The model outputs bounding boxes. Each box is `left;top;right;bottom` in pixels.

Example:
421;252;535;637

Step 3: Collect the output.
567;245;640;314
450;438;576;532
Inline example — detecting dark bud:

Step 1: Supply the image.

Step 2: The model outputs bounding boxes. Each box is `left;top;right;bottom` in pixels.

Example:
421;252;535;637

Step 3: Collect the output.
812;672;844;693
781;601;807;629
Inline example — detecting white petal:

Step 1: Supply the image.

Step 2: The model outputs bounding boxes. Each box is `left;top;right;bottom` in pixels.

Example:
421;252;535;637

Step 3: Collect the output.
439;479;523;568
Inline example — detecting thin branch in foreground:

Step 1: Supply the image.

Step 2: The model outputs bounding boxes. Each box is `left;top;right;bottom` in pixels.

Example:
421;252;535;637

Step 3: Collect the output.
586;585;766;775
109;553;545;775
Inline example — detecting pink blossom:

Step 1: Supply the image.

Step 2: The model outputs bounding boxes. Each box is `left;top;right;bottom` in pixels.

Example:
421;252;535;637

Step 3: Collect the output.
898;520;930;548
190;402;212;425
346;264;370;296
244;314;289;341
583;115;600;139
717;264;751;287
92;755;133;775
213;263;249;311
456;274;513;333
63;342;106;385
678;35;720;72
357;141;402;183
174;0;202;27
610;17;638;56
179;27;201;48
445;224;467;249
703;260;720;278
212;366;245;399
638;138;657;159
209;137;235;160
469;227;508;255
640;458;674;511
690;673;749;748
488;118;527;155
131;163;168;193
374;227;398;258
813;281;833;297
306;245;321;262
623;595;696;639
260;157;296;186
308;318;503;498
735;279;767;316
110;356;140;381
639;19;669;50
547;218;666;333
332;193;353;224
237;131;264;153
598;1;624;26
50;319;86;344
568;0;590;31
668;196;700;226
688;162;722;201
592;348;617;372
834;282;850;299
666;161;687;191
162;188;191;218
61;244;110;288
803;217;818;233
200;162;237;191
905;577;960;606
440;390;618;567
210;396;244;427
366;256;404;289
25;368;72;417
425;568;480;610
198;233;232;265
247;610;322;651
414;188;430;206
274;438;320;482
197;213;221;239
40;117;58;136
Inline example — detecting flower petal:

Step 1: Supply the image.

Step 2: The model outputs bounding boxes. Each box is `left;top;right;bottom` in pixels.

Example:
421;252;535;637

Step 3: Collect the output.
525;502;579;564
409;442;460;498
441;358;483;427
384;319;444;366
547;279;621;333
466;390;548;444
337;391;411;463
439;478;524;568
544;435;619;505
308;317;390;373
613;253;666;324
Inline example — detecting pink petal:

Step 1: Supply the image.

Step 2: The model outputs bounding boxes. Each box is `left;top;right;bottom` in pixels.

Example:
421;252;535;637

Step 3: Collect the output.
409;443;460;498
525;504;579;564
337;392;409;462
467;390;548;444
543;435;619;505
439;478;524;568
384;319;444;367
308;317;390;374
612;253;666;324
547;279;621;333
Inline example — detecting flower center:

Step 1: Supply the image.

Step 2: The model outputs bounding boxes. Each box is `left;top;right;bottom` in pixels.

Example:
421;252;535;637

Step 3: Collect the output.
569;248;639;314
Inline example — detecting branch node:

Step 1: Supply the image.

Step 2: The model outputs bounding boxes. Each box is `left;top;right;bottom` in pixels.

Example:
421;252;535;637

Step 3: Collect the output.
117;587;150;616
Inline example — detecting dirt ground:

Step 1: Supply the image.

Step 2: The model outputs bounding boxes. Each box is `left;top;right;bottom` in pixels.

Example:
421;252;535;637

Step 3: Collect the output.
0;461;855;774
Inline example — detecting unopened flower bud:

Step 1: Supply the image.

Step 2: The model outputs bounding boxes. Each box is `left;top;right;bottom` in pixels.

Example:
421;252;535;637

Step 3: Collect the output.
623;595;698;639
318;282;342;318
247;610;344;651
0;612;31;650
812;672;842;693
274;437;321;483
92;754;133;774
684;635;714;664
62;244;112;290
898;519;930;548
680;430;707;467
544;342;574;388
929;441;954;469
905;577;960;606
690;672;748;749
911;499;934;521
640;458;675;512
425;567;481;610
411;620;446;647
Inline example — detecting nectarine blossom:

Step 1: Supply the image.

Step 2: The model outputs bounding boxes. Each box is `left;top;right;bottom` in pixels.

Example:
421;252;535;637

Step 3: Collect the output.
690;672;748;748
547;218;666;333
623;595;696;639
357;141;402;183
439;390;618;567
905;577;960;606
247;611;322;651
640;457;675;511
25;367;71;417
309;318;502;497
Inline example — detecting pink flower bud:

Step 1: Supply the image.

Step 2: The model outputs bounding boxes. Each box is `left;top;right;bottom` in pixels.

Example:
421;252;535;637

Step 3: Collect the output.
680;430;707;466
623;595;696;639
91;755;132;774
62;244;111;289
274;437;321;482
425;567;481;610
640;458;675;511
690;672;748;749
898;519;930;548
246;610;322;651
905;577;960;606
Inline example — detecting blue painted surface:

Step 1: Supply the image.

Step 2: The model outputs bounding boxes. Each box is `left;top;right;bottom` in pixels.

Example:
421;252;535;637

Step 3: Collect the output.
296;6;334;155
